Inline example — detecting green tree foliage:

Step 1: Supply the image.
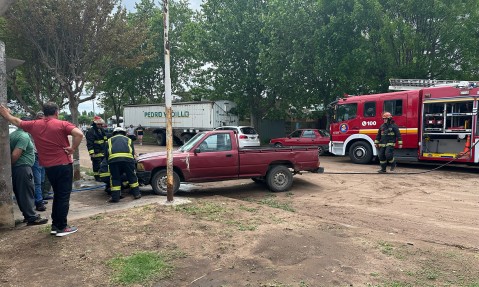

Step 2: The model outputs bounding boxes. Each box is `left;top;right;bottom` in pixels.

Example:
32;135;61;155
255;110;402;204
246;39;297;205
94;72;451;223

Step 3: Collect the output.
4;0;143;125
97;0;198;120
198;0;269;125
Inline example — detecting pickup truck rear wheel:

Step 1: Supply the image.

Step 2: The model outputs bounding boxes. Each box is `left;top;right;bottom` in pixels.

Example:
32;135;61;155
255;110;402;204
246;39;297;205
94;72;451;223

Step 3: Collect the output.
266;165;293;192
151;169;180;195
273;142;283;148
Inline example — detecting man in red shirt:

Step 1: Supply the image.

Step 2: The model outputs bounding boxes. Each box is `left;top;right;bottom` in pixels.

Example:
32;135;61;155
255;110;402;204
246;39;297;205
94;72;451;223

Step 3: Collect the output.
0;102;83;237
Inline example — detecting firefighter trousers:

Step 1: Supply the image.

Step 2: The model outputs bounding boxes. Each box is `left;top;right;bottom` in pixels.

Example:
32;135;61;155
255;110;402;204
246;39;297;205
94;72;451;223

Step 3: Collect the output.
378;146;395;171
109;161;140;201
91;157;103;181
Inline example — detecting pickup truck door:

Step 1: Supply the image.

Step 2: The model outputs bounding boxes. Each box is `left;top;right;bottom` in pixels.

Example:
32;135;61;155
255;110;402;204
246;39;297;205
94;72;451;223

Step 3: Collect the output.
186;133;239;180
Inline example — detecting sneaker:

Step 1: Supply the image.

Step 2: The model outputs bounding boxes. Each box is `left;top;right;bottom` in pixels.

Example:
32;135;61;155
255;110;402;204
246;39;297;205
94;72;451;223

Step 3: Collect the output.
36;204;47;212
390;162;397;171
50;225;60;235
55;226;78;237
134;193;142;200
26;216;48;226
377;169;387;173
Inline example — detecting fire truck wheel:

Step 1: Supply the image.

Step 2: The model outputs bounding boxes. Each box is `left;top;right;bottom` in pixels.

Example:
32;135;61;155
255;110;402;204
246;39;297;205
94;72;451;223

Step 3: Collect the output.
151;169;180;195
349;141;373;164
266;165;293;192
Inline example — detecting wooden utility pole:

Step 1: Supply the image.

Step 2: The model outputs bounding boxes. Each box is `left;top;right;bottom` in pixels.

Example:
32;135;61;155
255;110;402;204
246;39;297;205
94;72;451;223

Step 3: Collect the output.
0;0;16;229
163;0;174;202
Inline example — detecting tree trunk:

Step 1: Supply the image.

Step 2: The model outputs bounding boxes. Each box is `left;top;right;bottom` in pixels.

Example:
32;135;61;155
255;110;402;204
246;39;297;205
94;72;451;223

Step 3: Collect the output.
68;96;81;181
0;41;15;229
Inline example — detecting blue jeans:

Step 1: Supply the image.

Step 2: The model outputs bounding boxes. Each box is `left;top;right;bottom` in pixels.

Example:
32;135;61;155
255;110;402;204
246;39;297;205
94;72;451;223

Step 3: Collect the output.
45;164;73;230
31;154;44;205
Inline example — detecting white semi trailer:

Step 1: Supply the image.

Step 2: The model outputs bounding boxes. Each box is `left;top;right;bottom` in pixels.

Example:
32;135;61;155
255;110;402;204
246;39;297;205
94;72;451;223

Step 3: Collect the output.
123;100;239;145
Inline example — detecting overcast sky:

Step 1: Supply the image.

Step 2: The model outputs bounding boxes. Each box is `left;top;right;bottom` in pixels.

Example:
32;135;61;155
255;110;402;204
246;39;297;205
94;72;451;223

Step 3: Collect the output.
122;0;202;11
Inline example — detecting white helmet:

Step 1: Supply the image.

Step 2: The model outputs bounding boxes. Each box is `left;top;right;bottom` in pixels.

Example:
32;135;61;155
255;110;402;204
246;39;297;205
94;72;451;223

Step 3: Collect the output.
113;127;126;135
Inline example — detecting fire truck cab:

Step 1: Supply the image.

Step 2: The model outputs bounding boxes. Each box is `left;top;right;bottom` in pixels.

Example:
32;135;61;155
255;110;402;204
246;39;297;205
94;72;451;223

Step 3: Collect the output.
328;79;479;164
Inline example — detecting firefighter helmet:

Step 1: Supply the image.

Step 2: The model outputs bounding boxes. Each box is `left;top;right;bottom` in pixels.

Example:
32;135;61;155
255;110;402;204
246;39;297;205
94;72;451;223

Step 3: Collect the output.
113;127;126;135
382;112;392;119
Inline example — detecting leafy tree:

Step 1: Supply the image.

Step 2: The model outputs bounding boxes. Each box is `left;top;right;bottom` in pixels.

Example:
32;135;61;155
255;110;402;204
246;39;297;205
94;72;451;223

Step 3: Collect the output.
4;0;142;125
198;0;269;126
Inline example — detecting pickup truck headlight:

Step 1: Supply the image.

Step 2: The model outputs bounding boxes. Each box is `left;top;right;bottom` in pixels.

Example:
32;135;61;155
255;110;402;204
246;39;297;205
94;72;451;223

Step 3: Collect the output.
136;162;145;172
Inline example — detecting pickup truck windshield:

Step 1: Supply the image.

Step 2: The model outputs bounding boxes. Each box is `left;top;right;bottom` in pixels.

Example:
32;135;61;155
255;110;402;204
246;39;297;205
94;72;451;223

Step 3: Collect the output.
179;133;206;152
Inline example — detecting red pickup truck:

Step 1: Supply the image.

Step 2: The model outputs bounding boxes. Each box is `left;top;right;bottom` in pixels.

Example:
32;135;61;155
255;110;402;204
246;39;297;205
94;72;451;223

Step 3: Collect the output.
136;130;324;195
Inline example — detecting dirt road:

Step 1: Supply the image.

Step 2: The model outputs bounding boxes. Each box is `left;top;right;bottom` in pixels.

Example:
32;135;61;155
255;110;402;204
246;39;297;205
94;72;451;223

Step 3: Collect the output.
1;140;479;286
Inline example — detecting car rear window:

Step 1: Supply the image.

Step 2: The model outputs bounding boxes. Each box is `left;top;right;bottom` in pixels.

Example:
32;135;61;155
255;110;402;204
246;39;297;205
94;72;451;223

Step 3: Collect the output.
240;127;257;135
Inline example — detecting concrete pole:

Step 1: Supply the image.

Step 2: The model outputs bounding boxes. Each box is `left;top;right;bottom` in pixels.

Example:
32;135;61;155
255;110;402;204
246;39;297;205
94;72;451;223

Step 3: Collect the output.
0;41;15;229
163;0;174;202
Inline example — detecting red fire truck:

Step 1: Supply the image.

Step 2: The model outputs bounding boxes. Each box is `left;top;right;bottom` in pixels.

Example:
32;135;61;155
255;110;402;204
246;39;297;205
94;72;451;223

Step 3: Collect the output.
328;79;479;164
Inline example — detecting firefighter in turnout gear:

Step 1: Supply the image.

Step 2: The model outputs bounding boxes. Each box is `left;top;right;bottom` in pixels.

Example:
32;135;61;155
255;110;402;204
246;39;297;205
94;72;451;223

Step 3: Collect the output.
86;116;107;181
105;127;141;202
375;112;402;173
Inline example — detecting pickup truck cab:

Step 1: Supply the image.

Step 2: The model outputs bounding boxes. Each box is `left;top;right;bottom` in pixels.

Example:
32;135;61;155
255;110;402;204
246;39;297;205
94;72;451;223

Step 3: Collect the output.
136;130;324;195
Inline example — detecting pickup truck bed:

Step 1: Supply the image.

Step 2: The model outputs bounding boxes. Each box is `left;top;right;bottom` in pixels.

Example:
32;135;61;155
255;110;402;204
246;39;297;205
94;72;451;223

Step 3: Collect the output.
136;130;324;195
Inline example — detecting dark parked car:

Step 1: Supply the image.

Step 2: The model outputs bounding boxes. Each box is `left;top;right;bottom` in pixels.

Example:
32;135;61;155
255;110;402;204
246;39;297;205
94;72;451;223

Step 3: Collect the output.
269;129;330;155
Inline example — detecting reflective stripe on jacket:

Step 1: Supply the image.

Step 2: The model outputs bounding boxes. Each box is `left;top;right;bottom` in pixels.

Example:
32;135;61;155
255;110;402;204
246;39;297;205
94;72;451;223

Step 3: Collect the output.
374;123;402;147
106;135;135;164
86;124;108;157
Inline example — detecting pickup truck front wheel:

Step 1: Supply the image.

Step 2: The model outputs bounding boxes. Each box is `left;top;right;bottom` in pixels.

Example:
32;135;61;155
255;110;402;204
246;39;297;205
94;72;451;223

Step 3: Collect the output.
151;169;180;195
266;165;293;192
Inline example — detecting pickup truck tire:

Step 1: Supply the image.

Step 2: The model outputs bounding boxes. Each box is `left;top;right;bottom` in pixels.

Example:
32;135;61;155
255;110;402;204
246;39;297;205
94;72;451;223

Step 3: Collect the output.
156;133;166;146
266;165;293;192
349;141;373;164
273;142;283;148
151;169;180;195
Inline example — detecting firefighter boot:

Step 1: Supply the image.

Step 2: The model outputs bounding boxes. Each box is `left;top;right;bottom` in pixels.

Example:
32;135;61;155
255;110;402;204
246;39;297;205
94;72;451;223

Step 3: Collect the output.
378;162;387;173
390;161;397;171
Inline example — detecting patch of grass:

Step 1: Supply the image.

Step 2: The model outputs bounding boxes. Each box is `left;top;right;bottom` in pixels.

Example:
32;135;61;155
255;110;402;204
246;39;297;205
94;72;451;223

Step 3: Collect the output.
107;251;172;285
258;197;295;212
378;241;395;256
89;214;104;221
225;220;257;231
80;166;95;176
38;225;51;234
174;201;228;221
239;205;259;212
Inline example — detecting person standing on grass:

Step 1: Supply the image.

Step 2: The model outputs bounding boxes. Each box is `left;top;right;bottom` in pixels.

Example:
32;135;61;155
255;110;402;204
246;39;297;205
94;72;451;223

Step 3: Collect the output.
9;120;48;226
135;124;145;145
0;102;83;237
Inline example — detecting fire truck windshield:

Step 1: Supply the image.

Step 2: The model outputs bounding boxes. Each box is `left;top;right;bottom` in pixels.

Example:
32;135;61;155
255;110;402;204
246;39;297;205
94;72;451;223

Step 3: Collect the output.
336;103;358;122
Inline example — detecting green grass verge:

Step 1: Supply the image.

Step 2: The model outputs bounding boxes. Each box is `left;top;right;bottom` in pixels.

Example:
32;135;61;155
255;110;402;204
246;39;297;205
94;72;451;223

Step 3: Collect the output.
107;251;172;285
